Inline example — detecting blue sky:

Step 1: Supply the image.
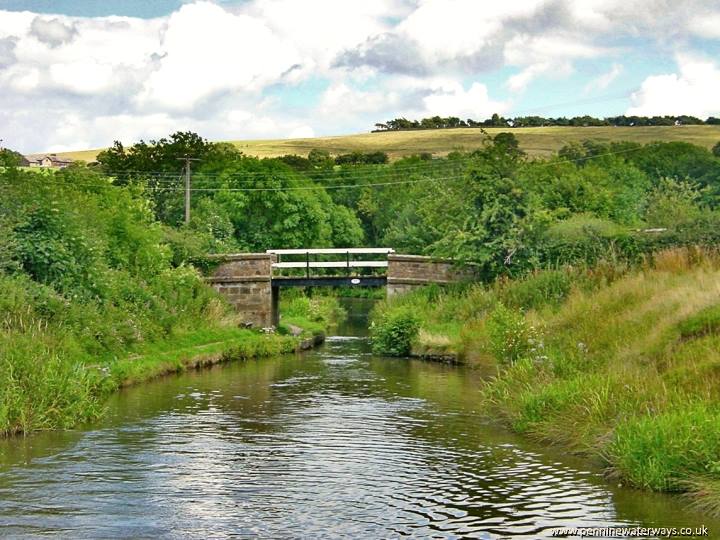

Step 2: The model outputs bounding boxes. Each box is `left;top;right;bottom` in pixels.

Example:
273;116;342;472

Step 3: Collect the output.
0;0;718;153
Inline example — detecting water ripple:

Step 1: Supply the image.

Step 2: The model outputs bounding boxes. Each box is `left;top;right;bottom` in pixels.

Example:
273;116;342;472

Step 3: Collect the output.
0;334;712;539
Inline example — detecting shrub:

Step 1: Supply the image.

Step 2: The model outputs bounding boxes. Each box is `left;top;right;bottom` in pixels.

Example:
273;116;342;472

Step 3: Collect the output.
514;376;590;433
499;269;573;310
485;303;543;364
371;310;420;356
0;331;100;435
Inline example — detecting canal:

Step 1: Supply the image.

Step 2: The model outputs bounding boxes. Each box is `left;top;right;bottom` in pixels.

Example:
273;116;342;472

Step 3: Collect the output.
0;299;715;538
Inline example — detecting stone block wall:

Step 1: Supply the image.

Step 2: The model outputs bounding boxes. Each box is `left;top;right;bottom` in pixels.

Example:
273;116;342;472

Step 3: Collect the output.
386;254;475;297
208;254;277;328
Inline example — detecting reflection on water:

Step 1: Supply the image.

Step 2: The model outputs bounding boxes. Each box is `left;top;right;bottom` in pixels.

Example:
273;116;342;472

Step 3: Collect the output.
0;299;715;538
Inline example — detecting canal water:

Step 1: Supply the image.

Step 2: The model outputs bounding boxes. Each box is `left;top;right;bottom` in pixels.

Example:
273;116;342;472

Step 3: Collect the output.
0;299;715;538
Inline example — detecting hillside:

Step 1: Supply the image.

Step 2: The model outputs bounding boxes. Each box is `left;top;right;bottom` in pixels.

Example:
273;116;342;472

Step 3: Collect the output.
56;125;720;163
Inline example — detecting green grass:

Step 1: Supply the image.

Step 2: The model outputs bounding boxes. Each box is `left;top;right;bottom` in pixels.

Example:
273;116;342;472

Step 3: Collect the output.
370;247;720;514
278;294;346;337
55;125;720;162
677;304;720;340
96;326;298;391
0;291;343;437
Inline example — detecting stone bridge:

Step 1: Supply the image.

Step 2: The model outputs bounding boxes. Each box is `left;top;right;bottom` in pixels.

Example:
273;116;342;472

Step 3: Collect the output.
207;249;475;328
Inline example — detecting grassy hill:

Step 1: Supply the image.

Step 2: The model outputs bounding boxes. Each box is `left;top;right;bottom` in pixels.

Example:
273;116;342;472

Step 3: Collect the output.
56;125;720;163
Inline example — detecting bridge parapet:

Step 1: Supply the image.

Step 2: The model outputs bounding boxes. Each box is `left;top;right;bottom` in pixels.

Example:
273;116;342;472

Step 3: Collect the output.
386;254;475;296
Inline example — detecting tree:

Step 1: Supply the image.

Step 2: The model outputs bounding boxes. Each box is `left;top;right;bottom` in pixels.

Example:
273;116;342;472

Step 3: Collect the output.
96;132;232;225
643;178;704;230
493;132;523;159
0;147;23;167
307;149;334;170
713;141;720;158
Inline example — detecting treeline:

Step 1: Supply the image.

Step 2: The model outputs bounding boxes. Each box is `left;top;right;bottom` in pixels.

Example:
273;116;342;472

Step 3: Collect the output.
89;130;720;282
4;130;718;283
374;113;720;131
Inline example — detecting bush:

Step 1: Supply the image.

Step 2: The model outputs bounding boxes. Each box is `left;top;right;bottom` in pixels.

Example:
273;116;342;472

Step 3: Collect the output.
485;303;542;364
371;310;420;356
498;269;573;310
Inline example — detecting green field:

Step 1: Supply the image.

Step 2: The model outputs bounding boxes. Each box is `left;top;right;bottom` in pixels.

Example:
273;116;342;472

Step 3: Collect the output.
56;125;720;163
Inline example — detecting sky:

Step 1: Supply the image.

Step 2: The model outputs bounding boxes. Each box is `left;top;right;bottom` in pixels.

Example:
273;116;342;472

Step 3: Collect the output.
0;0;719;153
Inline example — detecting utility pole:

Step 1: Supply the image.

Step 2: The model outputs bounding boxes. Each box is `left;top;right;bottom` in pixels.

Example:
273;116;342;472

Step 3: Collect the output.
177;155;200;225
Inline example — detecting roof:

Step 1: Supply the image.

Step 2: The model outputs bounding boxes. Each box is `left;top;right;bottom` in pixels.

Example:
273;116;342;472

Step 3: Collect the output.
23;153;74;164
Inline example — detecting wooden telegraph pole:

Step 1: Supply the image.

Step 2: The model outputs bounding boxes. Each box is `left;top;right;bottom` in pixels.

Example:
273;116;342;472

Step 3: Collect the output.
177;155;200;225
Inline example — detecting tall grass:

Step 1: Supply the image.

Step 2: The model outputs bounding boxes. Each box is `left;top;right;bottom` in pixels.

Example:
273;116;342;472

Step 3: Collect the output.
0;273;339;436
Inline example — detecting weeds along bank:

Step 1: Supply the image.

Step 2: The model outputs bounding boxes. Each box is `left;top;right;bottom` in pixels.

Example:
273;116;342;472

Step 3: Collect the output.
0;167;342;437
370;247;720;513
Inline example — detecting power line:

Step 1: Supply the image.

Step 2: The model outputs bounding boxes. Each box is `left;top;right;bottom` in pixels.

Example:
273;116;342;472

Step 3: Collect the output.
124;145;656;192
99;157;472;182
0;142;653;194
118;145;657;193
149;175;468;193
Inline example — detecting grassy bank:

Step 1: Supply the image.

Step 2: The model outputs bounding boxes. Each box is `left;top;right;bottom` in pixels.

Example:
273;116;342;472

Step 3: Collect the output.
0;288;342;437
370;247;720;514
56;125;720;162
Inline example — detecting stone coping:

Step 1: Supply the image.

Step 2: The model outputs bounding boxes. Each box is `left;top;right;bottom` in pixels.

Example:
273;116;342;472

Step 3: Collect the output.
206;276;272;284
387;254;453;263
386;277;457;285
206;253;276;261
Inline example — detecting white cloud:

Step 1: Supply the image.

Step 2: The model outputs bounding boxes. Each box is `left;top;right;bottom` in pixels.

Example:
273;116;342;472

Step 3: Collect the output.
288;125;314;138
627;55;720;118
1;1;719;153
507;63;550;93
690;13;720;39
318;82;396;118
422;81;508;118
0;64;40;91
29;16;77;47
504;34;606;92
584;62;623;94
243;0;402;76
136;2;300;110
49;59;115;94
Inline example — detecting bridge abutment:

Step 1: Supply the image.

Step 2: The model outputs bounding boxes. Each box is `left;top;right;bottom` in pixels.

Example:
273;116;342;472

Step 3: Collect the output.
208;253;278;328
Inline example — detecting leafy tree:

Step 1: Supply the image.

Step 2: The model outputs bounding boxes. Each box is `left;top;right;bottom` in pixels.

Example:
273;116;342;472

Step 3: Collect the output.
643;179;704;230
96;131;220;224
195;154;363;250
277;154;311;172
493;132;523;159
335;151;388;165
0;147;23;167
307;149;334;170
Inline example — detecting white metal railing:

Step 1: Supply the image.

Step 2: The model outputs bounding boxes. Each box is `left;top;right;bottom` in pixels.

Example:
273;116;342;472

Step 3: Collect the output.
267;248;394;255
266;248;394;275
